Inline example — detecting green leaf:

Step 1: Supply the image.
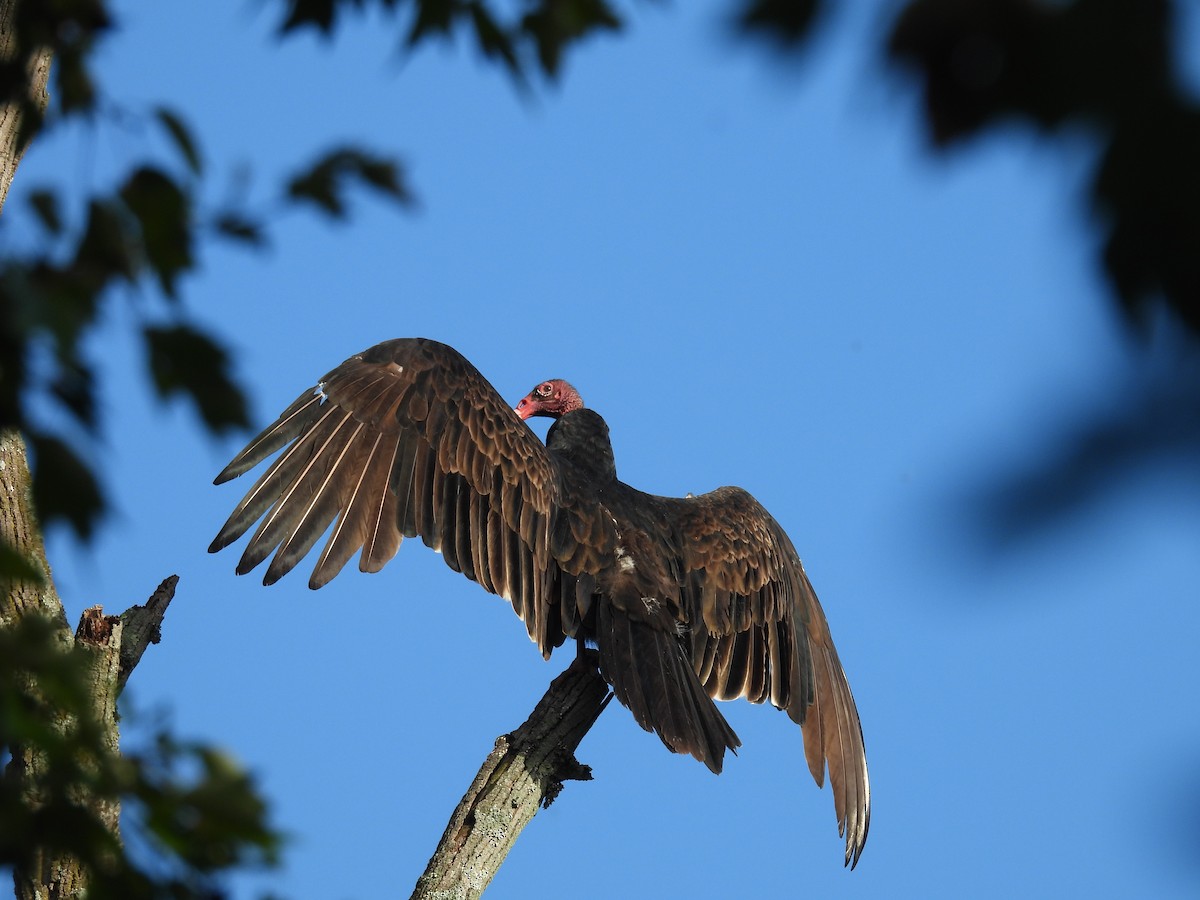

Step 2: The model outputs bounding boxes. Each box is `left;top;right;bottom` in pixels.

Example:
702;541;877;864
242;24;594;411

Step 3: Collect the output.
278;0;355;35
521;0;622;78
468;2;521;78
21;259;105;358
55;46;98;114
119;166;194;299
213;212;267;247
153;106;203;176
0;537;45;587
49;356;98;432
735;0;823;47
140;745;280;872
143;324;249;433
0;614;282;891
407;0;457;46
27;431;106;541
27;189;62;234
74;199;138;285
286;147;413;220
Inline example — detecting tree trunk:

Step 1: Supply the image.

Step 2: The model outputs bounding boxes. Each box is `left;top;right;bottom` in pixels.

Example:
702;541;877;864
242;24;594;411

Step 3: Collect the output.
0;5;176;898
0;0;53;211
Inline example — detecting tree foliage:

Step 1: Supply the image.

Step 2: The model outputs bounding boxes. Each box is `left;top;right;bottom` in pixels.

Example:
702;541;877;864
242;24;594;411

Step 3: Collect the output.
5;0;1190;548
0;0;413;554
3;0;1199;895
0;616;279;899
888;0;1200;334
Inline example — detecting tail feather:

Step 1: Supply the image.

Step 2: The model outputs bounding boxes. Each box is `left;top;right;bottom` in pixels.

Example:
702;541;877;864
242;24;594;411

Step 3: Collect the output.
595;600;740;773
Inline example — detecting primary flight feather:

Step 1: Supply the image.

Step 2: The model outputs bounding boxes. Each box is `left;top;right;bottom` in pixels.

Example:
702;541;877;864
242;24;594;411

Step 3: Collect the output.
209;337;870;867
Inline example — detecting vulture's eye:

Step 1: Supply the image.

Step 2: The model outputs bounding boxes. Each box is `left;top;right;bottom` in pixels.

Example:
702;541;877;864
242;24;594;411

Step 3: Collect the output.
538;383;553;397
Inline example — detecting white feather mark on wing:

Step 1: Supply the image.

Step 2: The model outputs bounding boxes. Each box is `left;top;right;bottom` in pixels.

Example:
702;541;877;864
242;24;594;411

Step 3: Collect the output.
232;392;322;470
278;418;364;547
361;433;402;563
247;406;352;532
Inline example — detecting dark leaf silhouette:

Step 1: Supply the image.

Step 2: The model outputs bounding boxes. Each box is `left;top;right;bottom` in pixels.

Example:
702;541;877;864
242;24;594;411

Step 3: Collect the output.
522;0;622;77
0;538;44;585
74;200;137;287
406;0;456;45
27;189;62;235
11;0;111;113
286;147;412;219
135;742;279;873
887;0;1200;334
49;357;98;432
468;2;521;76
154;107;204;176
959;355;1200;550
120;167;194;299
0;618;281;892
213;212;266;247
143;325;249;433
278;0;349;35
735;0;824;47
27;432;105;540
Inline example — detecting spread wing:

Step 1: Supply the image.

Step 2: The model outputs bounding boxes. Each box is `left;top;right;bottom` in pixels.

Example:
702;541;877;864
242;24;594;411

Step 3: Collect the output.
666;486;870;868
209;337;585;656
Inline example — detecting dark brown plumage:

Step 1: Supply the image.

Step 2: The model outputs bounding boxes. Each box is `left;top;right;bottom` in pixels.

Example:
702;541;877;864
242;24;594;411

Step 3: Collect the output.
209;338;870;867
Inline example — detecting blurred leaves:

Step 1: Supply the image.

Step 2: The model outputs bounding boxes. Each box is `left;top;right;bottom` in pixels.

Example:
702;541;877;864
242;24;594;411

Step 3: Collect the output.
153;107;203;177
886;0;1200;335
0;538;44;586
0;0;111;126
0;617;280;897
120;167;194;299
958;351;1200;549
0;160;211;539
26;190;62;235
132;740;279;874
2;0;1197;556
1;138;408;541
521;0;621;77
213;212;266;247
286;146;413;219
26;432;105;543
144;325;249;434
0;6;411;542
278;0;622;81
734;0;825;48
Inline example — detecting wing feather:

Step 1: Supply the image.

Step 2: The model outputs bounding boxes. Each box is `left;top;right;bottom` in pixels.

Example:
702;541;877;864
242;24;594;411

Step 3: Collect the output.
210;338;593;657
211;338;869;864
659;485;871;868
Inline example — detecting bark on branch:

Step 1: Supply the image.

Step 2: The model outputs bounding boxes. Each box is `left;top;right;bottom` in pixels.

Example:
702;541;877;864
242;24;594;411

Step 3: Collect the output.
412;650;612;900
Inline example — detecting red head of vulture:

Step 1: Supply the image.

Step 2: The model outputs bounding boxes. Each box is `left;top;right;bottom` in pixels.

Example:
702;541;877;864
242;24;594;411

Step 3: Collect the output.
209;338;870;867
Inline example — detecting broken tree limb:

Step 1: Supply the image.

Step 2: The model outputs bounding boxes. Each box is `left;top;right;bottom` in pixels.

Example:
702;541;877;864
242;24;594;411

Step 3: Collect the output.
411;650;612;900
117;575;178;690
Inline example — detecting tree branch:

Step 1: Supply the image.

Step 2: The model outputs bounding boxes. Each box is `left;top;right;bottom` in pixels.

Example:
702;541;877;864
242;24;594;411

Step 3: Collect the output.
411;650;612;900
118;574;177;690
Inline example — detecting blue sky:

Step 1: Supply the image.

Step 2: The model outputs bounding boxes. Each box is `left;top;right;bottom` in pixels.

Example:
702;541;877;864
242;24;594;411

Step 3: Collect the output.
14;2;1200;898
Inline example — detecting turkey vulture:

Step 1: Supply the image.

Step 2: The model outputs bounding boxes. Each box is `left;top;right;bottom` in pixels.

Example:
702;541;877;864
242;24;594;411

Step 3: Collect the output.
209;338;870;867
